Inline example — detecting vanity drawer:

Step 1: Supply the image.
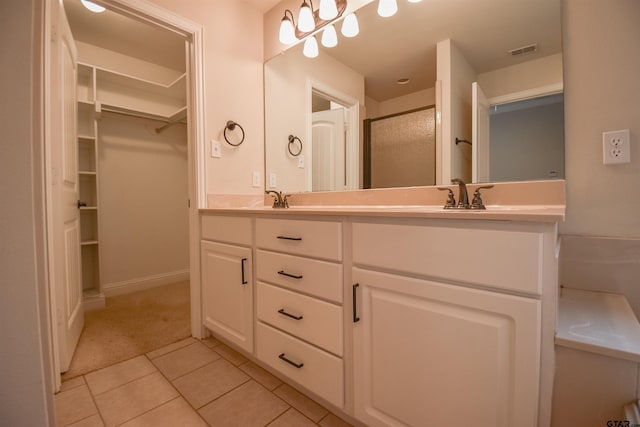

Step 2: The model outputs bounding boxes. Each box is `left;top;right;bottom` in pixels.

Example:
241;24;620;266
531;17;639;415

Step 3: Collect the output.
255;218;342;261
256;322;343;408
201;215;252;246
353;222;543;295
256;250;342;303
257;282;343;356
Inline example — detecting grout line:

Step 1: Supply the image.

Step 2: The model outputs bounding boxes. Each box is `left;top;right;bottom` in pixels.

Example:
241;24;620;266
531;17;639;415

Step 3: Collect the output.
91;370;159;398
82;378;108;427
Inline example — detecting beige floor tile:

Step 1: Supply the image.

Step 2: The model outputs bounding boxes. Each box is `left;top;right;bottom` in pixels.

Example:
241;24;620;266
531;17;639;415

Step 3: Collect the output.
269;408;317;427
151;342;219;380
67;414;105;427
201;336;221;348
93;371;179;426
213;344;248;366
55;384;99;426
274;384;328;423
239;361;282;391
319;413;353;427
119;397;207;427
147;337;196;359
59;376;86;393
173;358;250;409
85;356;157;395
198;380;289;427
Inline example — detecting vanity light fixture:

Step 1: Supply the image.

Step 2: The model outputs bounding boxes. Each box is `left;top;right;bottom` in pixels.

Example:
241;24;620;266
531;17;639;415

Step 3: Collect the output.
81;0;106;13
407;0;423;2
297;0;315;32
279;10;297;45
319;0;339;20
278;0;348;46
321;24;338;48
377;0;398;17
341;13;359;37
303;36;320;58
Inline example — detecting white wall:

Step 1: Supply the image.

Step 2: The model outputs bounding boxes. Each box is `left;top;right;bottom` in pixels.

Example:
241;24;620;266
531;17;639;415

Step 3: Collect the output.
437;39;475;184
366;87;436;119
0;0;55;424
562;0;640;238
478;53;563;100
149;0;265;197
98;114;189;293
264;43;364;193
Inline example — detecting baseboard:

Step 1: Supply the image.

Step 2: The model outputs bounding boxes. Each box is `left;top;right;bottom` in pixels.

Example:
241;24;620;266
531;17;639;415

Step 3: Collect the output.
102;269;190;297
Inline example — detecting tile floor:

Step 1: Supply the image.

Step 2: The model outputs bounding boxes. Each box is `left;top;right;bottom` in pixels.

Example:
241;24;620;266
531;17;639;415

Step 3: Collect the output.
55;336;353;427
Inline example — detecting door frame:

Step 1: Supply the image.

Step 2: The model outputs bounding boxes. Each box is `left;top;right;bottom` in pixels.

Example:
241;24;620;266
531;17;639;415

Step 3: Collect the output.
44;0;206;390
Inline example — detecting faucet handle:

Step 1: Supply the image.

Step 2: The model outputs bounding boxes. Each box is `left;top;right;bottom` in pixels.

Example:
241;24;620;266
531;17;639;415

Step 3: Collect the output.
282;194;290;208
437;187;456;209
470;185;494;210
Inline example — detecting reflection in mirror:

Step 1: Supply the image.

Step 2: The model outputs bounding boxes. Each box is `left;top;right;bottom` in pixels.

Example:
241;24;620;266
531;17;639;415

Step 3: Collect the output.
265;0;562;193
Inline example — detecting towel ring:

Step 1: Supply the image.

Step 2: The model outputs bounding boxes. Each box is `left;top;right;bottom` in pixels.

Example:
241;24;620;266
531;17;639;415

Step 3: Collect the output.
224;121;245;146
287;135;303;156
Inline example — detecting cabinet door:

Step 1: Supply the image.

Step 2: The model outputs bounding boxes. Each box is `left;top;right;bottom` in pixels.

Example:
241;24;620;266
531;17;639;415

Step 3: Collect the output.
352;267;540;427
201;241;253;353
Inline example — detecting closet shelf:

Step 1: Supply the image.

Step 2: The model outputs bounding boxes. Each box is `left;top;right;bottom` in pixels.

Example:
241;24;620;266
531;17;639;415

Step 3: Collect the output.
98;102;187;123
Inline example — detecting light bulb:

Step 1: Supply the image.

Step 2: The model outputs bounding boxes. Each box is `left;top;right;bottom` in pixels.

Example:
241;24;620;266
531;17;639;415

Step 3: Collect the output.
377;0;397;17
319;0;338;20
279;14;297;45
321;25;338;48
303;36;319;58
341;13;359;38
297;1;315;32
81;0;106;13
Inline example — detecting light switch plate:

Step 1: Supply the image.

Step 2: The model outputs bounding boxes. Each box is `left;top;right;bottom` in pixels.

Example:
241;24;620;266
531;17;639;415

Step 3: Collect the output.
269;173;277;188
211;140;222;158
252;171;261;188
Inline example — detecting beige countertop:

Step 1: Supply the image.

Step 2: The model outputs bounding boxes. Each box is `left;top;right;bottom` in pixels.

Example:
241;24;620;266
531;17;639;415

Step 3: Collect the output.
200;180;566;222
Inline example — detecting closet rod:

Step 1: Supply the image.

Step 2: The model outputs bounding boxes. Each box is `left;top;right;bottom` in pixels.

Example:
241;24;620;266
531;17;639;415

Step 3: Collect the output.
155;120;187;134
100;106;169;123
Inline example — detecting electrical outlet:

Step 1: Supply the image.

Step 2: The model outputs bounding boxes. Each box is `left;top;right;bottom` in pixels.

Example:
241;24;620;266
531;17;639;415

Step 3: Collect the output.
269;173;277;188
211;140;222;158
603;129;630;164
252;171;261;188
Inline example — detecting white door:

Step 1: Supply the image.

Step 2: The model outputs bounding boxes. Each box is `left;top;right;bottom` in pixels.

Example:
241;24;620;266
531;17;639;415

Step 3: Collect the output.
201;241;253;353
48;0;84;374
312;108;345;192
353;267;541;427
472;82;490;182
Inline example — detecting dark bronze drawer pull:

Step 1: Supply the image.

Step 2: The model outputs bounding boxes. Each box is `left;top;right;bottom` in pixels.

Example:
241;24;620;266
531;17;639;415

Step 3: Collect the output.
277;236;302;241
278;270;303;279
278;308;303;320
278;353;304;369
241;258;248;285
353;283;360;323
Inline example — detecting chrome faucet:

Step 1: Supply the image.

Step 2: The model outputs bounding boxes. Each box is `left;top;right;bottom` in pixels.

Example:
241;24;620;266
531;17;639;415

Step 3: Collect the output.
451;178;469;209
265;190;290;208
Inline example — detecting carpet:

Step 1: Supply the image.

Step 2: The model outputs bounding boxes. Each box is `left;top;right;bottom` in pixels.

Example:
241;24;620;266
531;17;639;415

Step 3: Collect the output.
62;280;191;380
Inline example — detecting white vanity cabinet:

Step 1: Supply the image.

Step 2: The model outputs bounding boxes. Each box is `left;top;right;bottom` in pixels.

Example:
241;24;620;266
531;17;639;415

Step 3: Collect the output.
200;215;254;353
351;219;556;427
254;217;345;408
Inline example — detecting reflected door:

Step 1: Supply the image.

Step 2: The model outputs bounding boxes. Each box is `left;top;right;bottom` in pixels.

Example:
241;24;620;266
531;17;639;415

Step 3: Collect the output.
472;82;490;183
312;109;345;192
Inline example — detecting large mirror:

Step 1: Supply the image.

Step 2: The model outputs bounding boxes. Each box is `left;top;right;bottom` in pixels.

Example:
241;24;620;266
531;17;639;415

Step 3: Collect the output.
265;0;563;193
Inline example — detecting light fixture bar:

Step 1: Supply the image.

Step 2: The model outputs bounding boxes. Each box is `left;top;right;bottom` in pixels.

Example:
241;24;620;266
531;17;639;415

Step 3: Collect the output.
295;0;347;40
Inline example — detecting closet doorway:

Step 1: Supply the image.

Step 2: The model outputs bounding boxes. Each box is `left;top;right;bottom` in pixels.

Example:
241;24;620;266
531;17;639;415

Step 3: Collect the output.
53;0;203;384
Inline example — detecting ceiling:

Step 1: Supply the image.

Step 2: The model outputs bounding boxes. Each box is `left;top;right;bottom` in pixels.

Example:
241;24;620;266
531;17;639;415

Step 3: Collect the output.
63;0;186;71
63;0;562;102
315;0;562;101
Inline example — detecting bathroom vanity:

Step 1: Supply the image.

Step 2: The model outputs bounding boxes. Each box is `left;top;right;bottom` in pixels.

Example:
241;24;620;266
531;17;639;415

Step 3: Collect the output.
199;186;563;427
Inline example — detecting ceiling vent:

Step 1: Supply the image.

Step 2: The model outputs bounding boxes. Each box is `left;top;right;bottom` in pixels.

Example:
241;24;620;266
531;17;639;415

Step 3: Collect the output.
508;43;538;57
